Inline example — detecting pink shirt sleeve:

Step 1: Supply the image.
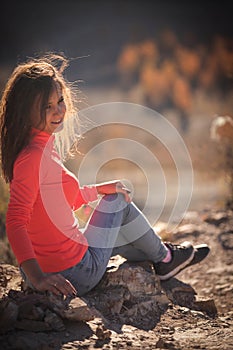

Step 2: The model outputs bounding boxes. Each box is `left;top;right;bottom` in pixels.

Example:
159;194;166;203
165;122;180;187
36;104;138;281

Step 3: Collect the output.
6;148;41;264
80;185;99;203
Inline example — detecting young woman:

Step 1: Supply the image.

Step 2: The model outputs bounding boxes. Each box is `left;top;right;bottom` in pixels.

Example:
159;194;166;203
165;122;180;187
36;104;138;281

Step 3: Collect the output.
0;55;209;297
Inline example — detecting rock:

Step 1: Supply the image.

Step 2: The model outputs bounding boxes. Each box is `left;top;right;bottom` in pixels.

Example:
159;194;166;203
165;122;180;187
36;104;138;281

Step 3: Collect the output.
161;277;196;307
99;260;161;297
0;264;22;298
218;230;233;250
0;207;232;349
8;289;67;317
0;272;7;288
156;337;178;349
95;325;112;340
7;331;61;349
0;287;97;334
203;212;228;226
122;297;167;321
211;115;233;143
85;259;169;329
15;319;52;332
18;300;45;321
62;297;95;322
173;224;201;238
87;285;129;316
190;310;208;318
0;298;18;333
44;309;66;331
193;299;218;317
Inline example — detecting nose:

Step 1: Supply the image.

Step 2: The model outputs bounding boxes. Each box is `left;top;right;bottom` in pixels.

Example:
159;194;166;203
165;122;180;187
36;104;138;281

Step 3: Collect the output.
54;104;64;117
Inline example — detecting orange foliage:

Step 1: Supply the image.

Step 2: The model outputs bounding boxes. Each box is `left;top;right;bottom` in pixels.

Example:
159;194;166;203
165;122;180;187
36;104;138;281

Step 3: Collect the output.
214;37;233;76
175;46;201;78
117;45;140;73
172;76;192;111
140;65;170;105
117;32;233;123
161;60;177;86
140;61;180;106
198;55;219;88
139;40;158;62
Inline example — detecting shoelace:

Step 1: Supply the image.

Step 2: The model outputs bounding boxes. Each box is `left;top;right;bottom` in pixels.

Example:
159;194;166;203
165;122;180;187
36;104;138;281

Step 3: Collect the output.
165;242;189;251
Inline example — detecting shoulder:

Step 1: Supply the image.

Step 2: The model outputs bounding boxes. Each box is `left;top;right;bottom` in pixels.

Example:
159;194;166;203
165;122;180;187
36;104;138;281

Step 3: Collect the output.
14;144;44;172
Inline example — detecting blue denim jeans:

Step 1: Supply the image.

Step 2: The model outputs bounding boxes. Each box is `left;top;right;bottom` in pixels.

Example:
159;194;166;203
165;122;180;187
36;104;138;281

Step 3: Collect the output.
60;194;167;296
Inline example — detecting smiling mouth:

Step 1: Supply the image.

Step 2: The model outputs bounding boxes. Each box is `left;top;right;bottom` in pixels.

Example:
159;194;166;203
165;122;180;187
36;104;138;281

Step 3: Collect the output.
51;118;63;125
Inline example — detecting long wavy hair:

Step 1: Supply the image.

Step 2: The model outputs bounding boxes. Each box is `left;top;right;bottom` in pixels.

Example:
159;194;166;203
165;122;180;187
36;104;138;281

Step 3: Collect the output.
0;54;80;183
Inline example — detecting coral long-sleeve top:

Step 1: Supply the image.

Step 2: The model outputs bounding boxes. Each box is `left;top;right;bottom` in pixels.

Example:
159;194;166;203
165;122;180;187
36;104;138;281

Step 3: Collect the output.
6;129;98;273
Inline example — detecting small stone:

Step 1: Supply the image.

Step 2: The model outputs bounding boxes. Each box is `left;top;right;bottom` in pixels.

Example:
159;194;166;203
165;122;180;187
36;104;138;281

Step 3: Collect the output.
190;310;208;318
178;306;190;313
193;299;218;317
62;297;95;322
96;325;112;340
156;338;165;348
173;224;201;238
203;212;228;226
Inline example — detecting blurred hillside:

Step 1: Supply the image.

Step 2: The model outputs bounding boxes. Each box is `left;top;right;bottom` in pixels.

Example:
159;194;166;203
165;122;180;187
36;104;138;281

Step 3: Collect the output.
116;32;233;132
0;0;233;252
1;1;233;85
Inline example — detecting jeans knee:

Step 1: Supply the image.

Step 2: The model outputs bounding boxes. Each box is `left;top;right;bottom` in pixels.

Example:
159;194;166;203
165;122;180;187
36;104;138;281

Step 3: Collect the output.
103;193;124;202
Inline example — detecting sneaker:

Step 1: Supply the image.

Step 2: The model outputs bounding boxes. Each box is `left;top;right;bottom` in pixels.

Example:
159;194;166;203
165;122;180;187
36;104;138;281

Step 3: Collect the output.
154;242;195;280
186;244;210;267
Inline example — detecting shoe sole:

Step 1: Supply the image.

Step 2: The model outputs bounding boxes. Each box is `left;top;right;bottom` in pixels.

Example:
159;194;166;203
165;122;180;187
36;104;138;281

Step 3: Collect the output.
158;248;195;280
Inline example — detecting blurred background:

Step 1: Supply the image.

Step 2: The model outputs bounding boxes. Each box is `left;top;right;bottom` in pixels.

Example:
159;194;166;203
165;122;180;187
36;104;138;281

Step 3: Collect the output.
0;0;233;262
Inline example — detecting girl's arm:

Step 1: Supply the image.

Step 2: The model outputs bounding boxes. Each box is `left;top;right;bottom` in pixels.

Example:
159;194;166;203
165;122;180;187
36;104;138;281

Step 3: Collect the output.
75;180;131;210
95;180;131;202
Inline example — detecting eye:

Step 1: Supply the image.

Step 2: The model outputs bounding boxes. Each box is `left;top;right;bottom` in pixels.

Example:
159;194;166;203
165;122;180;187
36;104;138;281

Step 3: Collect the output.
58;96;64;104
45;104;52;110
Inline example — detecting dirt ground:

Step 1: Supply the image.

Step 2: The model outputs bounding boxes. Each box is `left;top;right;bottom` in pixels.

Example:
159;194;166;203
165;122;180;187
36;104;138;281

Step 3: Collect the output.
0;208;233;350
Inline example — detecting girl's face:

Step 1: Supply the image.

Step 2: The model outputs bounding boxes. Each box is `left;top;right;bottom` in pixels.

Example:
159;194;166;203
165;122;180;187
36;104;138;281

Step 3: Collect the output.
32;82;67;134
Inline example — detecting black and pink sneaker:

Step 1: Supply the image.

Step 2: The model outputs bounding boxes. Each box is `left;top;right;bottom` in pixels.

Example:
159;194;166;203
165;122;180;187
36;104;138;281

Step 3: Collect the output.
154;242;194;280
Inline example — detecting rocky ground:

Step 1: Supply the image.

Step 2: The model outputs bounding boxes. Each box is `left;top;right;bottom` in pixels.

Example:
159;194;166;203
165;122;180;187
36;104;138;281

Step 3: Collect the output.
0;208;232;350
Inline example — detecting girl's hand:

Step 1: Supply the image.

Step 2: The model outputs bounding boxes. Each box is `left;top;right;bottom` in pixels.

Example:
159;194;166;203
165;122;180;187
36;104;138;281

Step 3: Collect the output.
21;259;77;297
32;273;77;297
96;180;131;203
